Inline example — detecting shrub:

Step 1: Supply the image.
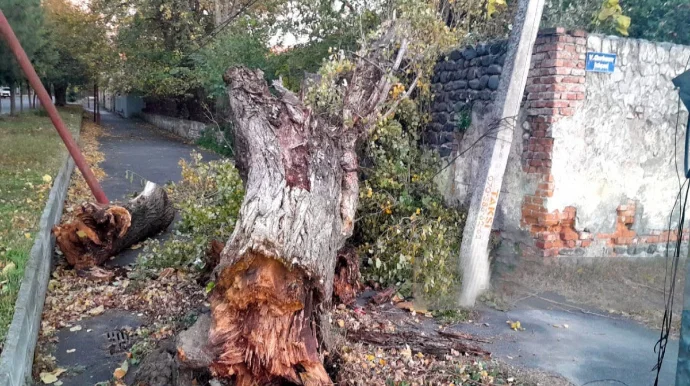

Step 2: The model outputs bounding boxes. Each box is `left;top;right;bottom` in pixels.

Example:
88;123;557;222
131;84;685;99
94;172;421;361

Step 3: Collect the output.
196;123;234;158
354;99;466;303
136;152;243;272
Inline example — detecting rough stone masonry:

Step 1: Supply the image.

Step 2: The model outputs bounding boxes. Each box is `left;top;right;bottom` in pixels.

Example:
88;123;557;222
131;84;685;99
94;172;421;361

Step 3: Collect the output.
432;28;690;261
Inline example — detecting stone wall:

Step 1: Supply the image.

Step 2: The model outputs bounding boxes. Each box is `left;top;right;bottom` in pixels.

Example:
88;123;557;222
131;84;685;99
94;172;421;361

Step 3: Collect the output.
139;112;208;141
429;41;508;156
434;28;690;261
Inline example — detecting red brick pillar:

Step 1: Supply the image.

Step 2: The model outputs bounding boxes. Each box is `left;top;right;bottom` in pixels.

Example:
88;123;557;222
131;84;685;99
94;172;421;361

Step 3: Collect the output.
520;27;587;258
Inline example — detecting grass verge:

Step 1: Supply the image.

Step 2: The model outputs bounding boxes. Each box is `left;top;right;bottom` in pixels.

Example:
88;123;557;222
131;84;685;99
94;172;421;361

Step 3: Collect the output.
0;107;82;347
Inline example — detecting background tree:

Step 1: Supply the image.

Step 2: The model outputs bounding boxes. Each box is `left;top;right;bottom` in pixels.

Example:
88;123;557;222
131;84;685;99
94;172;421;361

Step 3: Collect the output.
42;0;112;106
0;0;44;115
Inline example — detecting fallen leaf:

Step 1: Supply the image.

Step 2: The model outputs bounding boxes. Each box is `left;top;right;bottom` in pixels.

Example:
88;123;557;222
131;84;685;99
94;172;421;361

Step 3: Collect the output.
43;175;52;183
563;324;569;329
88;305;105;316
48;279;59;291
66;349;76;353
69;325;82;332
76;230;87;238
113;359;129;379
2;262;16;275
39;368;66;384
39;372;58;384
24;233;32;239
130;243;142;250
54;381;63;386
507;320;523;331
395;301;414;311
337;319;345;328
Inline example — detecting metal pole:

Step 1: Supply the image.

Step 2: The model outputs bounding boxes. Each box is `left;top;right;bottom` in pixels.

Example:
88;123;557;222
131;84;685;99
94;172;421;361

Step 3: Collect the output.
0;10;108;204
458;0;546;306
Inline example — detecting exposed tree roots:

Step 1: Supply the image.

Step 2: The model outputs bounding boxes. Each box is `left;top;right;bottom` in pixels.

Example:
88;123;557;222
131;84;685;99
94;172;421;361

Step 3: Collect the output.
53;181;175;269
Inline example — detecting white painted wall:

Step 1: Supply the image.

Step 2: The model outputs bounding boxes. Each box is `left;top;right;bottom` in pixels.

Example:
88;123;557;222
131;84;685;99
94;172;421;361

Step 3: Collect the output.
547;35;690;234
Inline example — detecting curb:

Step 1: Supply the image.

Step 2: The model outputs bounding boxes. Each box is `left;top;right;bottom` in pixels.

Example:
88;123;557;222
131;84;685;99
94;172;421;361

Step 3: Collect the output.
0;147;76;385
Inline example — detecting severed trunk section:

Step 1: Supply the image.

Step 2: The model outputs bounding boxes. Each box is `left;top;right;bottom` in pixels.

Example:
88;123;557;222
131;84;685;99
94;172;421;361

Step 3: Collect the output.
53;181;175;269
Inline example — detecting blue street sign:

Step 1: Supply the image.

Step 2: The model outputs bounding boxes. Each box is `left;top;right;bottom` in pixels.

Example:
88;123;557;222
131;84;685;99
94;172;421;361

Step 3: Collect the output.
586;52;617;73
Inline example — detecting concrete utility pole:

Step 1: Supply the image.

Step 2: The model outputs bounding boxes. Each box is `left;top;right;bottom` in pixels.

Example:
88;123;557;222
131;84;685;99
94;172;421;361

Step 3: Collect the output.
458;0;546;306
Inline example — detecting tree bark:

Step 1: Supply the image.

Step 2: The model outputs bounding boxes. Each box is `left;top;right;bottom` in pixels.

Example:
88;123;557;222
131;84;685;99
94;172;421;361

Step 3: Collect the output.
9;82;16;116
53;182;175;269
54;83;67;107
206;23;404;382
26;81;31;109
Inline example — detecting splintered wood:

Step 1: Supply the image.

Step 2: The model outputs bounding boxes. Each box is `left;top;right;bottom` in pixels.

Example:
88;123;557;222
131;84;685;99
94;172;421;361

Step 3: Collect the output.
209;253;329;386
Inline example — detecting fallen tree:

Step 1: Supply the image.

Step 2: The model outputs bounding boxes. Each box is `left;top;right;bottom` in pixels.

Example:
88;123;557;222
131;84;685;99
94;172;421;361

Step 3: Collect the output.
53;181;175;269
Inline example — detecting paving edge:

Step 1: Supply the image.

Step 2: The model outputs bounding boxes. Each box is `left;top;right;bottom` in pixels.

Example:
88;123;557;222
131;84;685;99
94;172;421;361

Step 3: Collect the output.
0;142;77;385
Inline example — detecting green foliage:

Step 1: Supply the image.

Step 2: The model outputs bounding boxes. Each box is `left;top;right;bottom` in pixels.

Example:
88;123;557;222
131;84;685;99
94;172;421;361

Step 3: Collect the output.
136;152;243;271
439;0;516;42
0;0;44;86
455;107;472;132
355;99;466;300
542;0;690;45
193;31;271;99
624;0;690;45
196;124;234;157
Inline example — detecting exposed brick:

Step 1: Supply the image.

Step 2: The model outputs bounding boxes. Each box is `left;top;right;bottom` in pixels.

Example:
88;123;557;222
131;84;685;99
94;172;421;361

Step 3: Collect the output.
615;237;634;245
560;107;575;116
543;248;560;258
578;231;591;240
561;228;579;241
571;29;587;38
562;76;583;84
545;100;570;108
581;240;592;247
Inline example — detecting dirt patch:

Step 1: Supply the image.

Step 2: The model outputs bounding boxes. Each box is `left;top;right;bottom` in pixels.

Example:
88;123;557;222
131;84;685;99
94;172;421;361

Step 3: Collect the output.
492;256;685;332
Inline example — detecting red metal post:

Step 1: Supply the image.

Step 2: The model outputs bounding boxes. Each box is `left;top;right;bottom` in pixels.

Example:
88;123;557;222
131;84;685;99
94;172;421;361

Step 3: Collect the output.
0;10;108;204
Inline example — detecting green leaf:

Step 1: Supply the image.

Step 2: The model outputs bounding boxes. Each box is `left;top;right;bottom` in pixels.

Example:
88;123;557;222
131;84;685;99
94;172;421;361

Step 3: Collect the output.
205;281;215;294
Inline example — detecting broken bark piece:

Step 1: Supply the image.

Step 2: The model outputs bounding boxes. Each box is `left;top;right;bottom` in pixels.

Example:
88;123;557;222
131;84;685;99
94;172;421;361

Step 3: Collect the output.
346;329;490;358
370;286;396;305
53;181;175;269
333;246;362;306
176;313;214;369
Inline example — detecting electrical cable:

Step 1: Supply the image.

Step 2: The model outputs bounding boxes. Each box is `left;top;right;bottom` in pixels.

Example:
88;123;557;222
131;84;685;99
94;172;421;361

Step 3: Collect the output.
653;56;690;383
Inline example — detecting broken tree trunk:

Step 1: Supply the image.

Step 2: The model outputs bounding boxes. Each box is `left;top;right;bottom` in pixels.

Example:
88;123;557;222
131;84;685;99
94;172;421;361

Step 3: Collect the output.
53;181;175;269
207;24;406;383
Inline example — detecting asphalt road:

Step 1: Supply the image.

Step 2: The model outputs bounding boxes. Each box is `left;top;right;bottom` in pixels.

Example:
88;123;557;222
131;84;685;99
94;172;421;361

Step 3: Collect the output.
0;95;41;115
